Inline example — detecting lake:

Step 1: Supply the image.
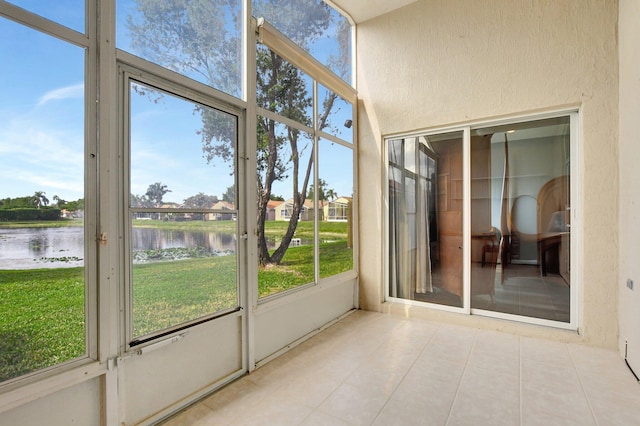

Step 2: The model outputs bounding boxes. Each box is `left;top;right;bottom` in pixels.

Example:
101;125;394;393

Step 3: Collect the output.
0;227;239;270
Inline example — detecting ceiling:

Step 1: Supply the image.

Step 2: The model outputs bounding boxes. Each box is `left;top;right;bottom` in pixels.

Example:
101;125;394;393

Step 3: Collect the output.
330;0;418;23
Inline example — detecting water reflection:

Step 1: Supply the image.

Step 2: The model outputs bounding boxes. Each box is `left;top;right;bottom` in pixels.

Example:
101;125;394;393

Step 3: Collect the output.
131;228;237;263
0;227;84;269
0;226;239;269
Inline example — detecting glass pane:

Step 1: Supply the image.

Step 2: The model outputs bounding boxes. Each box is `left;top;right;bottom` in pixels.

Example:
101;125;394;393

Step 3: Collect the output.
318;84;353;143
0;20;85;381
131;217;238;338
319;140;353;279
252;0;352;84
129;81;238;339
257;45;313;127
257;117;315;298
117;0;243;99
389;132;464;308
129;82;236;206
471;117;571;322
7;0;85;33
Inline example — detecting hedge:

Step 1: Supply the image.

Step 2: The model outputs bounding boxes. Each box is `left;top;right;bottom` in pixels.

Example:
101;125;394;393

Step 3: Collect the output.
0;208;61;221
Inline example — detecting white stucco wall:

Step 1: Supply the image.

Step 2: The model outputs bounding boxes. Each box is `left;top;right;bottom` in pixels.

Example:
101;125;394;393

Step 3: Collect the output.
618;0;640;360
357;0;619;348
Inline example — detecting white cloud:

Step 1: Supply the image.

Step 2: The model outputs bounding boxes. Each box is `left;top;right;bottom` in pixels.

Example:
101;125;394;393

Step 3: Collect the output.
0;117;84;200
36;82;84;107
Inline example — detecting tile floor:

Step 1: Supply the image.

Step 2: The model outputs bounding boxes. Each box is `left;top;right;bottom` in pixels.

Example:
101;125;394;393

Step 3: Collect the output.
162;311;640;425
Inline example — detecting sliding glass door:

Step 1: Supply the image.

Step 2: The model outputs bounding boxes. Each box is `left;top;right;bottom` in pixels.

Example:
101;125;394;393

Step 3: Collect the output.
387;113;575;327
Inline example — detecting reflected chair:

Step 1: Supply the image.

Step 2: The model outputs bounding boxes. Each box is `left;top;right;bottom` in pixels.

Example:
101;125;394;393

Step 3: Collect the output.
481;226;502;268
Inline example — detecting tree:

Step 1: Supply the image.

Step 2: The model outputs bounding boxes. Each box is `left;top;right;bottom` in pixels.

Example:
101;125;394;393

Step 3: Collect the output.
127;0;350;266
130;194;152;208
307;178;333;202
326;188;337;201
183;192;218;208
145;182;171;207
222;186;235;204
32;191;49;209
53;195;64;208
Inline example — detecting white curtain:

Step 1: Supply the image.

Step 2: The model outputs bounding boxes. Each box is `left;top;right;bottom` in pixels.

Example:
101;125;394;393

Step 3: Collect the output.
415;176;432;293
389;139;433;299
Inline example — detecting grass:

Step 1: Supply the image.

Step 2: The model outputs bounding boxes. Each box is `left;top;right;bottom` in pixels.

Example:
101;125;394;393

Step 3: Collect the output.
0;219;83;229
0;222;353;381
0;268;85;382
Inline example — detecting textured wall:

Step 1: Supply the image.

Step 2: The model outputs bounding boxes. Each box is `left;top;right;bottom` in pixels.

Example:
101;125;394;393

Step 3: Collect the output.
357;0;619;348
618;0;640;357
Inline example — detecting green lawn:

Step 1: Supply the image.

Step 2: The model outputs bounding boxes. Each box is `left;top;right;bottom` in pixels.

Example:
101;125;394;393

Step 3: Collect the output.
0;229;353;382
0;268;85;382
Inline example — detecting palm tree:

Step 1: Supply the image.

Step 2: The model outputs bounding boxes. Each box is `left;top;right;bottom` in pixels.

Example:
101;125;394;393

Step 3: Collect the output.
32;191;49;209
145;182;171;208
52;195;66;208
326;189;337;201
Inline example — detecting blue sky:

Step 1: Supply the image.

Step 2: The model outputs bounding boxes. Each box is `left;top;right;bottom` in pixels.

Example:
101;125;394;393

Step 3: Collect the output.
1;0;353;206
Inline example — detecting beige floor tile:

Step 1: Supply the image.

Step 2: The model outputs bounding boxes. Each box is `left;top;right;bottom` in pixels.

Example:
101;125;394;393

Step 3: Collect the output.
457;367;520;403
521;409;593;426
317;382;390;426
161;403;223;426
520;337;573;367
301;411;353;426
373;398;448;426
521;384;596;424
466;348;520;378
390;370;459;416
472;330;520;358
448;391;520;426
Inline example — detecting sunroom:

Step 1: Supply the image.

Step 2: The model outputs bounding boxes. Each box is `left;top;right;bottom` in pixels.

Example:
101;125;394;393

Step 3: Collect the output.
1;0;639;424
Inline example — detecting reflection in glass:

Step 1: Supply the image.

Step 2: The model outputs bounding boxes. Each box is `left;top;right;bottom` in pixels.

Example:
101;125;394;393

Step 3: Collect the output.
117;0;242;98
471;117;571;322
252;0;352;84
389;132;464;308
0;20;85;382
319;140;353;278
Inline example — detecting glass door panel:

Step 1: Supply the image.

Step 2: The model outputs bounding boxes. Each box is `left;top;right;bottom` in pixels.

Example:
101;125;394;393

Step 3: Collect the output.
470;117;571;322
127;78;239;343
388;131;464;308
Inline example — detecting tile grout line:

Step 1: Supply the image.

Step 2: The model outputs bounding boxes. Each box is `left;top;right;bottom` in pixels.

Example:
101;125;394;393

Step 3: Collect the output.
444;327;478;426
519;335;523;426
299;312;389;425
567;344;600;426
369;318;442;426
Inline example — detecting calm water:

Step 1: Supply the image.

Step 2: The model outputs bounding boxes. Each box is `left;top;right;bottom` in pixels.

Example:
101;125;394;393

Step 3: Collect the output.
0;227;238;270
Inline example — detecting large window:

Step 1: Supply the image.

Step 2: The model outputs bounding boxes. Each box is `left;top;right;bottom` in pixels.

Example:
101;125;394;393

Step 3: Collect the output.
0;14;89;382
387;114;575;327
255;22;355;299
116;0;243;99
